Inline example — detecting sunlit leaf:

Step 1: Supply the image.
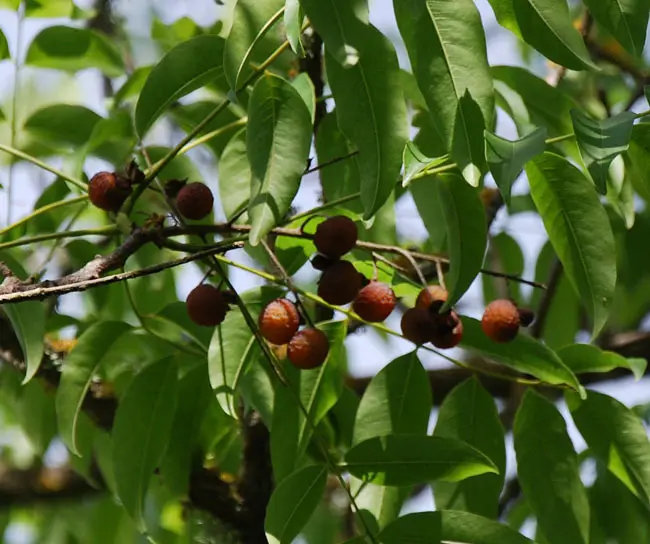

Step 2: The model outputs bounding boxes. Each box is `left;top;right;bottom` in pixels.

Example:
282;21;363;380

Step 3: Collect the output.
558;344;646;381
452;90;487;187
583;0;649;56
24;104;103;149
284;0;305;56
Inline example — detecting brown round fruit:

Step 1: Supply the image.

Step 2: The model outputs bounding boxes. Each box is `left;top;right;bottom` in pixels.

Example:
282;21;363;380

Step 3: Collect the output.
176;182;214;220
352;281;396;323
88;171;132;212
481;299;520;343
259;298;300;345
317;260;363;306
401;307;436;345
186;284;229;327
431;311;464;349
287;328;330;369
415;285;448;311
313;215;358;258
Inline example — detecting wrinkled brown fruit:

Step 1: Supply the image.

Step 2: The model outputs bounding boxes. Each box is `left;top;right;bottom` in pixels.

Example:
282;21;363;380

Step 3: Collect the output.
176;182;214;220
317;261;363;306
313;215;358;258
186;284;228;327
259;298;301;345
401;308;436;345
287;328;330;369
88;171;132;212
353;281;396;323
481;299;520;343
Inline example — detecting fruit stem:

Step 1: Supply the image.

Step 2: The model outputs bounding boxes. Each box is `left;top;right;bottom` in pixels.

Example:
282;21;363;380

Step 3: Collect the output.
0;195;89;237
0;225;118;250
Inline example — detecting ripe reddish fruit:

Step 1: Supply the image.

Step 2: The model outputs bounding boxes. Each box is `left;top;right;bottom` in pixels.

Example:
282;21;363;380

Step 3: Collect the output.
481;299;520;343
353;281;396;323
317;261;363;305
401;308;436;345
176;182;214;220
313;215;358;258
259;298;300;345
88;171;132;212
186;284;228;327
415;285;448;312
431;311;464;349
287;328;330;369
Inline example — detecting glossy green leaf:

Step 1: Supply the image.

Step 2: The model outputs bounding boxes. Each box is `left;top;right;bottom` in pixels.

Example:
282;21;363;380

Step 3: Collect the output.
452;91;487;187
526;153;616;338
394;0;495;149
284;0;305;56
410;175;447;254
271;321;346;482
460;317;582;390
626;123;650;202
25;26;124;76
558;344;646;381
56;321;132;455
112;357;178;530
219;128;251;220
113;66;152;106
514;390;590;544
0;29;8;60
436;173;487;308
223;0;284;90
402;141;445;188
433;377;506;518
265;465;327;544
345;434;498;486
570;110;635;194
24;105;102;148
486;0;522;37
208;286;283;417
485;127;547;205
25;0;72;17
246;73;311;245
379;511;534;544
302;0;407;219
4;301;46;384
570;390;650;504
512;0;598;70
135;35;226;137
0;0;19;9
141;301;212;354
583;0;649;56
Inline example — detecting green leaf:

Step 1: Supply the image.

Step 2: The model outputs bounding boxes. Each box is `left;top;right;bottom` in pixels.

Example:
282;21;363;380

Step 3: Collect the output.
485;127;547;205
402;141;446;188
460;316;582;390
219;128;251;220
433;377;506;518
25;26;124;76
583;0;649;56
223;0;284;90
394;0;495;149
558;344;646;381
24;105;103;149
354;351;432;445
512;0;598;70
410;175;447;254
291;72;316;125
570;390;650;505
436;173;487;308
570;110;635;194
25;0;72;17
246;73;312;245
3;300;45;384
284;0;305;56
112;357;178;530
141;301;212;354
379;511;534;544
626;123;650;202
56;321;132;455
526;152;617;337
0;29;9;60
265;465;327;544
452;90;487;187
113;66;152;106
0;0;19;9
135;35;226;138
486;0;522;38
514;390;590;544
208;286;283;417
344;434;498;486
271;321;346;482
302;0;407;219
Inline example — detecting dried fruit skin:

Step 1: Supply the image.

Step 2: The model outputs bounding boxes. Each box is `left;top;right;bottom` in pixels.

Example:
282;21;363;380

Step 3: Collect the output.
415;285;448;311
353;281;396;323
431;311;464;349
259;298;300;345
287;328;330;369
401;308;436;345
318;261;363;306
481;299;520;343
88;171;132;212
314;215;358;258
186;284;228;327
176;182;214;220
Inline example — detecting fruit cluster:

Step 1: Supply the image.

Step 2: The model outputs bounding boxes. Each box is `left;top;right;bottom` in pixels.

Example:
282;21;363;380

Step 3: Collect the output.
259;298;329;369
312;216;397;323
